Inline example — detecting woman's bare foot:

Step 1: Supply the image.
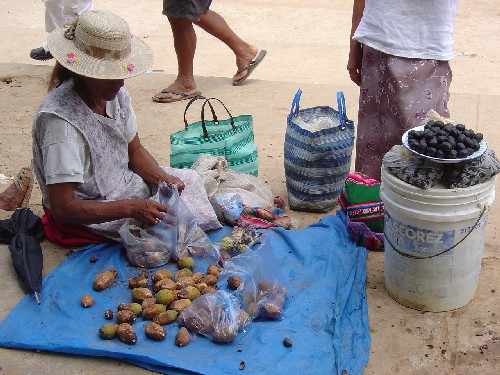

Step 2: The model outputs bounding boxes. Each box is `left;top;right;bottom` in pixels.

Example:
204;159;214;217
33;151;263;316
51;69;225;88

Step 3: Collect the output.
0;167;33;211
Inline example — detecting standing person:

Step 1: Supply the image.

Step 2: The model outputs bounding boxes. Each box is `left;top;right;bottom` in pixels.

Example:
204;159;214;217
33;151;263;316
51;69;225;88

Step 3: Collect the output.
32;10;186;246
30;0;92;61
347;0;460;180
152;0;266;103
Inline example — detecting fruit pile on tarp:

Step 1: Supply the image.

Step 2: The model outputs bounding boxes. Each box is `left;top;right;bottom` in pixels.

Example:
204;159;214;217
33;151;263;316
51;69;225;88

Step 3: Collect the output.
0;211;370;375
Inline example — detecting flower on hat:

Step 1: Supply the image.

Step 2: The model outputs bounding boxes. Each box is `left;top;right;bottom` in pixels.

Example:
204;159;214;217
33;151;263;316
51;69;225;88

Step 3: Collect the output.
123;63;135;73
66;53;79;64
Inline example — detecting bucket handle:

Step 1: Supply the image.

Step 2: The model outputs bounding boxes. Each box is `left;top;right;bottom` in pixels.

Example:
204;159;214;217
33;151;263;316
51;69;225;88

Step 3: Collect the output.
384;206;487;259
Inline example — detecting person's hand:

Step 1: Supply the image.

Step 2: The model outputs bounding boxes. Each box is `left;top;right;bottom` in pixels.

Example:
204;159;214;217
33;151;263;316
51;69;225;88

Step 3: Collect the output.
162;174;185;194
131;198;174;227
347;41;363;86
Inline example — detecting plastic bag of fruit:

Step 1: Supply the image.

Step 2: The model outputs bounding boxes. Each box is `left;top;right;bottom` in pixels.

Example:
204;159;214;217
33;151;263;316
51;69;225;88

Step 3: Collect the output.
177;290;250;343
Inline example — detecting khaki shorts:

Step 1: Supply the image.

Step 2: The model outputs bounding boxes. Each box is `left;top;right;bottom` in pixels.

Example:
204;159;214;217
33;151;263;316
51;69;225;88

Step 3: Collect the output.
162;0;212;21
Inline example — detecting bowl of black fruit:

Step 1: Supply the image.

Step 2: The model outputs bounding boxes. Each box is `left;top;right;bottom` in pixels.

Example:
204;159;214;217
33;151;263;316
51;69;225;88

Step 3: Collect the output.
402;120;487;163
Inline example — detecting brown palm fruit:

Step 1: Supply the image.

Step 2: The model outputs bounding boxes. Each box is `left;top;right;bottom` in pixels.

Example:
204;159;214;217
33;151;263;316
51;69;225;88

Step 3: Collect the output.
206;265;220;278
128;275;148;289
237;309;250;330
201;285;219;295
175;277;195;289
117;323;137;344
212;327;238;343
202;274;218;286
131;287;153;303
93;270;118;291
177;286;201;301
194;282;208;294
151;269;173;283
153;278;176;293
139;269;150;278
174;268;193;282
177;257;195;271
175;327;190;347
155;289;178;306
168;298;191;313
142;304;167;320
145;322;166;341
99;323;118;340
117;302;142;316
227;275;243;290
80;293;94;307
260;303;282;320
153;310;179;326
192;272;203;283
116;309;137;324
104;309;114;320
142;297;157;310
218;250;231;266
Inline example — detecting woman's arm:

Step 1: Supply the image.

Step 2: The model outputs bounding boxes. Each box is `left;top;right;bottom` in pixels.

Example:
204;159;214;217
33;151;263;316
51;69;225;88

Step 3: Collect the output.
347;0;365;86
127;134;185;192
47;182;167;226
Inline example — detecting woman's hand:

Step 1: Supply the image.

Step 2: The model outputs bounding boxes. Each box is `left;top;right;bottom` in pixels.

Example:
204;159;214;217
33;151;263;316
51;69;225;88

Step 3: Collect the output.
162;174;185;194
347;41;363;86
130;198;174;227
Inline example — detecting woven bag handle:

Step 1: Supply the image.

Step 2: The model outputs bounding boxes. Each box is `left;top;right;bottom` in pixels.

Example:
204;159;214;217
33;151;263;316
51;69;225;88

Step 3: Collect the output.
336;91;348;129
290;89;302;117
199;97;236;141
182;95;210;130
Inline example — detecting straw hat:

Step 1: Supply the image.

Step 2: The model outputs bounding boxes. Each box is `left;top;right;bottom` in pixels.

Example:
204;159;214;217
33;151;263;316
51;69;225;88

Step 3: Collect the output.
47;10;153;79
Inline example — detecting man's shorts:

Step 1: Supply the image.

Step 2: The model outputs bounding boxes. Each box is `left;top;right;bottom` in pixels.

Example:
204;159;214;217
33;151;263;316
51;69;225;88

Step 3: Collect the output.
163;0;212;21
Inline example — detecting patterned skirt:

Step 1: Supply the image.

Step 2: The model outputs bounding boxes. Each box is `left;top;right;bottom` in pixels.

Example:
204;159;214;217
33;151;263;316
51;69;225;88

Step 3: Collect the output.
355;45;452;180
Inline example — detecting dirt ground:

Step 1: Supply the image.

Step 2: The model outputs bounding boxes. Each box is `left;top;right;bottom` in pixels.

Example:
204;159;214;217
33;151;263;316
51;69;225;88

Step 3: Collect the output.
0;0;499;374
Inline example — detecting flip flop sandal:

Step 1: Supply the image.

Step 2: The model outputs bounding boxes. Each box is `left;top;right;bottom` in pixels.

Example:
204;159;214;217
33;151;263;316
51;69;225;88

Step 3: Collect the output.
152;89;203;103
233;50;267;86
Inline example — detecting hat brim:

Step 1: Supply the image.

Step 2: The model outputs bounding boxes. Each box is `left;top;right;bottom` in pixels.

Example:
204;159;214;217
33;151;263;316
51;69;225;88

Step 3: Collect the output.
48;27;153;79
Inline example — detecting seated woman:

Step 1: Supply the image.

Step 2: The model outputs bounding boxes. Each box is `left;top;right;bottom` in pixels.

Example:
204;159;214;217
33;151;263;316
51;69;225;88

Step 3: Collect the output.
32;10;185;246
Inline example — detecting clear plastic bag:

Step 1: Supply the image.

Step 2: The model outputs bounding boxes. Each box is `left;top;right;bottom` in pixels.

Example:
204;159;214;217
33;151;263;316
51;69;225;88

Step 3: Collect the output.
216;226;263;260
177;290;250;343
175;196;220;262
118;183;178;267
220;238;287;320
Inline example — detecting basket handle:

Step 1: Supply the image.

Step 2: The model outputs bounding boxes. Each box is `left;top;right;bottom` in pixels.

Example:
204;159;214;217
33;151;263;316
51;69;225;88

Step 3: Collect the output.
200;98;236;141
183;95;206;130
337;91;348;129
290;89;302;117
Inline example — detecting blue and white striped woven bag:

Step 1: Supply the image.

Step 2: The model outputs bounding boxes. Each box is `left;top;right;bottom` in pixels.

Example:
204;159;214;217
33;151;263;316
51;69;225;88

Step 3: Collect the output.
284;90;355;212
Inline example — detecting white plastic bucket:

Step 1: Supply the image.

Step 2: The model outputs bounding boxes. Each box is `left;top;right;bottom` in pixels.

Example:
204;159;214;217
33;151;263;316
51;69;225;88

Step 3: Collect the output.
380;167;496;312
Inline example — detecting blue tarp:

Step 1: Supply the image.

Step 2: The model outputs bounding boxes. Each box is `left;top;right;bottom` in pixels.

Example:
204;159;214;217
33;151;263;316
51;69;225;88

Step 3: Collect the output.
0;211;370;375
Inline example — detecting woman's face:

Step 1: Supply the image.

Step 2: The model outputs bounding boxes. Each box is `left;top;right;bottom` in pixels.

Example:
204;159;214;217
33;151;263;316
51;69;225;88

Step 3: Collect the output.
82;77;125;101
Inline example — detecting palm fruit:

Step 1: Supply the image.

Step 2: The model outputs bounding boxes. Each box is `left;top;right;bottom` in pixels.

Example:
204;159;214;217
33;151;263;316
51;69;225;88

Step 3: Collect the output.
99;323;118;340
219;236;234;250
138;269;150;279
202;275;218;286
117;302;142;316
128;275;148;289
93;270;118;291
80;293;94;308
104;310;114;320
145;322;166;341
177;257;195;271
142;304;167;320
227;275;243;290
151;269;173;283
117;323;137;344
141;297;157;310
174;268;193;282
175;277;195;289
175;327;190;347
131;287;153;303
192;272;203;283
155;289;178;306
177;286;201;301
153;278;176;293
206;265;219;278
260;303;282;320
194;282;208;294
116;309;137;324
153;310;179;326
168;298;191;313
201;285;218;295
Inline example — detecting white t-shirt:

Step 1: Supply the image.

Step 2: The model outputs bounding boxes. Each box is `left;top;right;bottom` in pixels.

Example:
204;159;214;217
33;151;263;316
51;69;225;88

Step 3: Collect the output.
38;98;137;188
353;0;460;60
